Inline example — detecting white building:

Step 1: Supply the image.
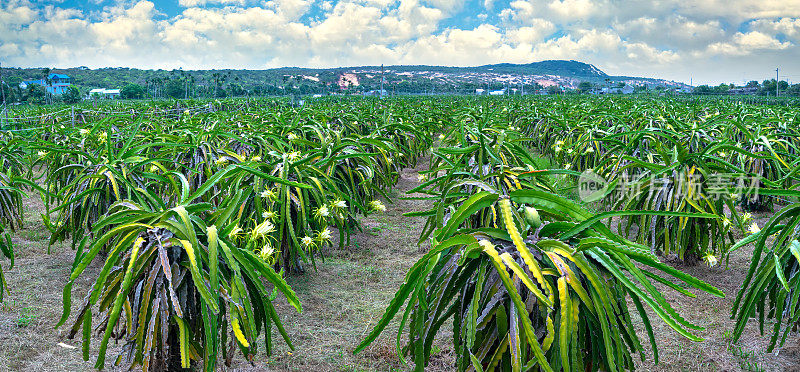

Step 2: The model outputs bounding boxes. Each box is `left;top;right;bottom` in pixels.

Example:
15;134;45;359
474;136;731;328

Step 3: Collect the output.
88;88;121;99
601;85;635;94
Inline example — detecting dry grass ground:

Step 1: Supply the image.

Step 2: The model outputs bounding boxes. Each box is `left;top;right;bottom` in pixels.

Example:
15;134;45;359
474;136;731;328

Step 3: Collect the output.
631;210;800;372
0;162;798;371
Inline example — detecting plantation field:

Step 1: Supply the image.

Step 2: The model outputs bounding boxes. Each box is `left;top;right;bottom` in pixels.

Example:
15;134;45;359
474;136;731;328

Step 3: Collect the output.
0;166;797;371
1;96;800;371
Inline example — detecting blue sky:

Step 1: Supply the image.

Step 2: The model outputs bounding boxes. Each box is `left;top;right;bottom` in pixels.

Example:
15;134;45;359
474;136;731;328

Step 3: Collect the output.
2;0;799;84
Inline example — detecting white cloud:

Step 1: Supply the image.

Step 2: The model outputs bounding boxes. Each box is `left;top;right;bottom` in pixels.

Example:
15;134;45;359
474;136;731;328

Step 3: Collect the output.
264;0;311;19
546;0;594;20
705;31;792;56
750;18;800;40
420;0;464;14
179;0;247;7
677;0;800;21
507;20;556;44
613;16;727;50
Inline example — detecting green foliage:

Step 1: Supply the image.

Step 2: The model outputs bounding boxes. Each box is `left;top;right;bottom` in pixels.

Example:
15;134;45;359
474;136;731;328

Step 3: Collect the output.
26;84;45;103
732;201;800;352
2;95;800;370
359;108;724;371
121;84;146;99
525;96;800;263
63;86;82;104
577;81;593;92
165;79;186;99
357;190;723;371
0;134;27;303
16;306;36;327
607;143;740;262
57;181;302;370
22;97;437;369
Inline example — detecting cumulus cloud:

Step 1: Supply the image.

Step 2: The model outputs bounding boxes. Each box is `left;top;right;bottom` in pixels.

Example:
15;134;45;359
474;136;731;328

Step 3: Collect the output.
179;0;247;7
507;20;556;45
420;0;464;14
750;18;800;40
0;0;798;84
705;31;792;56
546;0;595;21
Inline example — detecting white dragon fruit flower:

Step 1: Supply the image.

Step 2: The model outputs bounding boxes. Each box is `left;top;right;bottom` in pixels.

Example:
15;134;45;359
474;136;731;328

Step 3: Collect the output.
318;227;332;241
369;200;386;213
315;205;330;218
703;253;718;267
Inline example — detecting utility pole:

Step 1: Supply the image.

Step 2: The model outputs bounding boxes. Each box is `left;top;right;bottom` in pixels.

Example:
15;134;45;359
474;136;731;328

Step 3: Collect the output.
0;61;6;129
380;64;384;99
0;61;5;104
776;68;780;97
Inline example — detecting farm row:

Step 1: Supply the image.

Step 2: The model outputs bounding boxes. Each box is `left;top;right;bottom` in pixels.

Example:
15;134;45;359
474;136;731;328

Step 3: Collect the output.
0;96;798;371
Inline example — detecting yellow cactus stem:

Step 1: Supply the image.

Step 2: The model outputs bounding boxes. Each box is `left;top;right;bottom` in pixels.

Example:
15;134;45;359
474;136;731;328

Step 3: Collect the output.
542;315;555;352
104;170;121;200
499;198;554;302
546;252;594;315
232;317;250;348
175;316;191;368
557;276;571;371
512;175;522;190
500;252;554;308
503;177;514;192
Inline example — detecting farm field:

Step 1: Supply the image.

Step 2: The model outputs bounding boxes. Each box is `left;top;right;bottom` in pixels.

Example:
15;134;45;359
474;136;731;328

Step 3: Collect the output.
1;96;799;371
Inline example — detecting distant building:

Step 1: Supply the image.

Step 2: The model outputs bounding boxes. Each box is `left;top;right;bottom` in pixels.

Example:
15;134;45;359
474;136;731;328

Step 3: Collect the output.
365;89;387;96
489;89;506;95
19;73;71;95
475;88;486;95
88;88;121;99
602;85;635;94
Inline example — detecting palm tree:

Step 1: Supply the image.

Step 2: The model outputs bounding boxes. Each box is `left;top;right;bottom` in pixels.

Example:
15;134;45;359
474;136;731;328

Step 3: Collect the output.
42;68;51;104
189;76;196;99
144;77;151;100
212;73;220;97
